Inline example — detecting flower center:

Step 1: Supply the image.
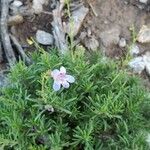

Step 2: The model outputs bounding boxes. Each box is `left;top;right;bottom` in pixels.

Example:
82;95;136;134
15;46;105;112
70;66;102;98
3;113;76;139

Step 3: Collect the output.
57;73;66;82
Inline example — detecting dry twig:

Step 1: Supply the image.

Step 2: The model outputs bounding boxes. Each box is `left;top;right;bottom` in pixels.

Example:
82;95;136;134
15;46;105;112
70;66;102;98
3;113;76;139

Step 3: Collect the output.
0;42;3;62
52;0;68;54
10;34;32;65
0;0;16;65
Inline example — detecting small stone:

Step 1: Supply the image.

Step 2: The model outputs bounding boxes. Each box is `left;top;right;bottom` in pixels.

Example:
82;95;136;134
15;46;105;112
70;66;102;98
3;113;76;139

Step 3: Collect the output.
100;26;121;47
130;44;140;57
11;0;23;8
79;32;87;40
84;37;99;51
128;57;145;74
137;25;150;43
139;0;148;4
119;38;126;48
32;0;48;14
0;73;8;89
36;30;54;45
66;5;89;37
143;52;150;75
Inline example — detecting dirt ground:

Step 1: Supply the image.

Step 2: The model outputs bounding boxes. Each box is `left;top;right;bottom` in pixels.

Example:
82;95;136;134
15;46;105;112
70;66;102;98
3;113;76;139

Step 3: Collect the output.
82;0;150;57
11;0;150;56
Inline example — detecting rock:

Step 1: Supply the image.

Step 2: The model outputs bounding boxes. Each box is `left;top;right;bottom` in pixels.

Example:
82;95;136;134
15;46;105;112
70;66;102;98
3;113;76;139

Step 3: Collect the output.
128;56;145;74
100;26;121;47
137;25;150;43
0;73;8;89
119;38;126;48
143;52;150;76
36;30;54;45
32;0;48;14
130;44;140;57
79;32;87;40
66;5;89;37
139;0;148;4
10;0;23;15
11;0;23;8
84;37;99;51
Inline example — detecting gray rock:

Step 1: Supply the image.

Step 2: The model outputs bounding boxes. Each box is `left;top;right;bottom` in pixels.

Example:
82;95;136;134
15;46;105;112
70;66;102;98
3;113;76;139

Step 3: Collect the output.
128;57;145;74
137;25;150;43
66;5;89;37
32;0;48;14
36;30;54;45
84;37;99;51
139;0;148;4
0;73;8;88
11;0;23;8
130;44;140;57
119;38;126;48
143;52;150;76
100;26;121;47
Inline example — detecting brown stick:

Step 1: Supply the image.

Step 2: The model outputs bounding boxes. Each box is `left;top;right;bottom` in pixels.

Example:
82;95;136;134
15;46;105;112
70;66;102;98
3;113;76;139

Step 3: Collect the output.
52;0;68;55
0;0;16;65
0;42;3;62
10;34;32;65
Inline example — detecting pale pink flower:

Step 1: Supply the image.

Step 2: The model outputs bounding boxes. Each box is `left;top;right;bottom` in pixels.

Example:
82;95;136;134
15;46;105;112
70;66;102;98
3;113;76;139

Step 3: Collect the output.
51;66;75;91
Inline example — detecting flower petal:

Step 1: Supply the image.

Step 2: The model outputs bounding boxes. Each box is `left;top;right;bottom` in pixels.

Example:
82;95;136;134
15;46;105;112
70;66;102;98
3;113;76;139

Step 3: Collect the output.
60;66;66;74
53;81;61;91
66;75;75;83
62;81;70;88
51;69;59;78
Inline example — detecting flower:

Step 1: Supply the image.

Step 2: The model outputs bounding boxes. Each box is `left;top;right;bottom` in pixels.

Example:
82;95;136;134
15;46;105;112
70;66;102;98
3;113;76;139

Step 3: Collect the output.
51;66;75;91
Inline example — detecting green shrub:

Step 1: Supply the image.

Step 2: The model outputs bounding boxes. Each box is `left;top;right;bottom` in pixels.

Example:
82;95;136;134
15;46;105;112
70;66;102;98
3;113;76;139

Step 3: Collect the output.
0;47;150;150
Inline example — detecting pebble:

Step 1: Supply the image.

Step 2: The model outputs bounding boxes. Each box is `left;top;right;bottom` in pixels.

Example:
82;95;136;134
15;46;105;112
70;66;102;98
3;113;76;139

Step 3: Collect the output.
137;25;150;43
11;0;23;8
130;44;140;57
36;30;54;45
143;52;150;76
84;37;99;51
100;26;121;47
0;73;8;89
119;38;126;48
128;57;145;74
32;0;48;14
139;0;148;4
66;5;89;37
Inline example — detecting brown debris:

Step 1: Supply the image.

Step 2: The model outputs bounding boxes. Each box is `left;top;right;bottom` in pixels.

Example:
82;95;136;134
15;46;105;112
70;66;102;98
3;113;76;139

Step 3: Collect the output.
52;0;68;54
8;14;24;26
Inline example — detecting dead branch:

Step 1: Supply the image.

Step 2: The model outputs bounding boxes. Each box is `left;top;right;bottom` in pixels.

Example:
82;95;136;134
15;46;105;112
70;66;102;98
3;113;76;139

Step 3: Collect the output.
52;0;68;55
10;34;32;65
0;42;3;62
0;0;16;65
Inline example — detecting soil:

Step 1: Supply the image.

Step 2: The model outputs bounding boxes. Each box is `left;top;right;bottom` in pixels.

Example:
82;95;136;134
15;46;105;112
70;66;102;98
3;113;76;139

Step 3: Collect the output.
82;0;150;57
1;0;150;87
11;0;150;56
11;0;53;47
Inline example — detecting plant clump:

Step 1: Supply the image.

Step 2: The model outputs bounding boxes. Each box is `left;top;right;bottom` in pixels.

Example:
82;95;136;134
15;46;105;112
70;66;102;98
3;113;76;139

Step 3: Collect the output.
0;47;150;149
